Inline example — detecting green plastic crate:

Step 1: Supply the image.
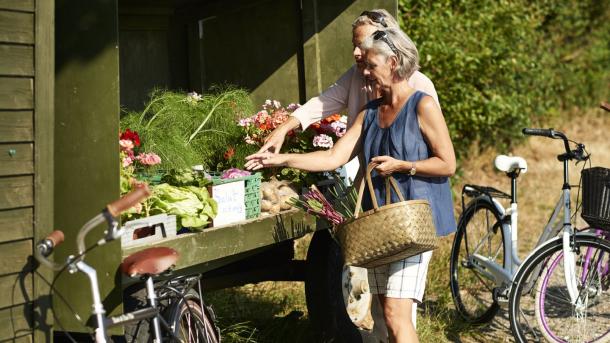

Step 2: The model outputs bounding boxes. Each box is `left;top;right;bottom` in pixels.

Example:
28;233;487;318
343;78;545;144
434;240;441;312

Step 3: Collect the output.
211;173;261;219
135;169;165;185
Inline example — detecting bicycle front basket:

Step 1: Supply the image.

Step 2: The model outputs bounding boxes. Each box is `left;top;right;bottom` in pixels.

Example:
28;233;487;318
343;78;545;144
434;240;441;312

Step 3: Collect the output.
581;167;610;231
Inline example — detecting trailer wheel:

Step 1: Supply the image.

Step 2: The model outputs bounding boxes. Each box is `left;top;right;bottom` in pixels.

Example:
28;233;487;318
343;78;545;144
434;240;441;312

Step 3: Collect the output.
305;229;362;342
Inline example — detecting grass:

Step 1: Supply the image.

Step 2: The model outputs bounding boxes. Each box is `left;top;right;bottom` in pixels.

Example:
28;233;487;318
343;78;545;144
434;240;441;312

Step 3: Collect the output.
204;107;610;342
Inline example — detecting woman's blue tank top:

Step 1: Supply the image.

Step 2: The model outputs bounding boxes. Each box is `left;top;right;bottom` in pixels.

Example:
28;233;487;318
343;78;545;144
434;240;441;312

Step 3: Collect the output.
361;91;457;236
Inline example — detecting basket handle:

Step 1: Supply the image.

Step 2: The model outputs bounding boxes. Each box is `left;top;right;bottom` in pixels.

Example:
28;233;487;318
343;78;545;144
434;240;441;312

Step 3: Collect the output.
353;162;406;217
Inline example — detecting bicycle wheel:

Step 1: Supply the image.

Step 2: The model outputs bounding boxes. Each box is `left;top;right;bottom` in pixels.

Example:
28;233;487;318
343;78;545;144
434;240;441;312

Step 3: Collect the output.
450;197;506;323
168;289;220;343
510;235;610;343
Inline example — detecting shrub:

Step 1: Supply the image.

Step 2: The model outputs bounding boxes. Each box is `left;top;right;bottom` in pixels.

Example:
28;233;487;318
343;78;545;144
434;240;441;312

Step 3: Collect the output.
399;0;609;158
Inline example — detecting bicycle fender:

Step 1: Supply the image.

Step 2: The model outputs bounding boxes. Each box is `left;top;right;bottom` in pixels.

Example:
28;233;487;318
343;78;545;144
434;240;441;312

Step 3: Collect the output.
511;231;600;281
459;196;506;223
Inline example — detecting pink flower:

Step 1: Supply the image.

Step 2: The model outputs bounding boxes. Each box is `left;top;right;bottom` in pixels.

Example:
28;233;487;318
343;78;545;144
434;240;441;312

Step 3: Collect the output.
271;109;289;128
119;139;134;152
136;152;162;166
255;110;270;124
122;155;134;167
313;134;334;148
330;121;347;137
238;117;254;127
287;103;301;112
244;135;257;145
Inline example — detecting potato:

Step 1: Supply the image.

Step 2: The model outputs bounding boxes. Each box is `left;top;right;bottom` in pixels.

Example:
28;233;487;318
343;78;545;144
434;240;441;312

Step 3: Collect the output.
261;199;273;211
279;194;294;210
269;203;281;214
278;185;298;197
262;188;278;202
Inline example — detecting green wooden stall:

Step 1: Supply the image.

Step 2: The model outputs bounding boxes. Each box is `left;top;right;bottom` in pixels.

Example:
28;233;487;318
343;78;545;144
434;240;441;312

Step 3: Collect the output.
51;0;397;340
0;0;54;341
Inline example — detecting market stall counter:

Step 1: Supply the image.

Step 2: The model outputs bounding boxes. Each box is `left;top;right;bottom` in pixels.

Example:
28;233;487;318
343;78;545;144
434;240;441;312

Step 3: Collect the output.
121;209;319;287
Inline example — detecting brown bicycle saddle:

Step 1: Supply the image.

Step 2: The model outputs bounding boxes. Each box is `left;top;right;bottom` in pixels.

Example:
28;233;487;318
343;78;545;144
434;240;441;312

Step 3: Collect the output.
120;247;179;277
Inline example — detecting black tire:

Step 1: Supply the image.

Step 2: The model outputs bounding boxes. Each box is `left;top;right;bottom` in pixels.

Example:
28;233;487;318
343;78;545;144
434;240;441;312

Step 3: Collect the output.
123;282;159;343
509;235;610;343
450;197;505;324
167;289;220;343
305;229;362;343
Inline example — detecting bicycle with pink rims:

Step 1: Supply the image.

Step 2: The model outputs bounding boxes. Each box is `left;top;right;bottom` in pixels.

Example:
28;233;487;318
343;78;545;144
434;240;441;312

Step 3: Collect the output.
509;103;610;343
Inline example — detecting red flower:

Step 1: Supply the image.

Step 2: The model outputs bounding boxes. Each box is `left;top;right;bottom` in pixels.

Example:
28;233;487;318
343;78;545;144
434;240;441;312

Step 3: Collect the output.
120;129;141;147
322;113;341;124
224;146;235;160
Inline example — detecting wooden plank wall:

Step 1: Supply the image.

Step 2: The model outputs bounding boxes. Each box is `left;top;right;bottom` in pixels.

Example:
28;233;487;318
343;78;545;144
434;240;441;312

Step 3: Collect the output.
0;0;47;341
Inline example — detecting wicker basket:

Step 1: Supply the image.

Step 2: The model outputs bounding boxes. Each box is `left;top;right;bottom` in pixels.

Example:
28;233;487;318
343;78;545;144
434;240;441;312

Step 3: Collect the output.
581;167;610;231
335;163;438;268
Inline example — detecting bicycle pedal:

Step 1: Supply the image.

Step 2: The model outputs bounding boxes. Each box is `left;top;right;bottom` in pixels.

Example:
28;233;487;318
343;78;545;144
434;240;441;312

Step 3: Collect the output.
493;287;509;308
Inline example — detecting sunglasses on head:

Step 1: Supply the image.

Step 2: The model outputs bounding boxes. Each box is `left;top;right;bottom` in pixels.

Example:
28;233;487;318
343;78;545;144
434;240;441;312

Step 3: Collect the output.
372;30;398;55
360;11;388;28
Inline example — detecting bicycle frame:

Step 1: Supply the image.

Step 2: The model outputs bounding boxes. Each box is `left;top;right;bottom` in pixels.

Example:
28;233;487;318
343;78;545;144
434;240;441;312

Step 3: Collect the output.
38;210;182;343
467;160;577;297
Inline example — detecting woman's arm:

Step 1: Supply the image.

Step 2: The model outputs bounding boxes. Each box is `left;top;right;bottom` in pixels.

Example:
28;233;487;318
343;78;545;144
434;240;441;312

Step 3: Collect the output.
246;111;365;172
372;96;455;177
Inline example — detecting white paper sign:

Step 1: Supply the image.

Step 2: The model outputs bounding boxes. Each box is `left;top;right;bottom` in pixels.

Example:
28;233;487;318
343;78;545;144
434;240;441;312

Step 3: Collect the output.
211;181;246;227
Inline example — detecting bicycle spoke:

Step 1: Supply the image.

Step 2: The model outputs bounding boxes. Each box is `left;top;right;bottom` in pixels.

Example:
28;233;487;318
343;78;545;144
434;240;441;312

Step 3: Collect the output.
471;268;495;294
519;305;541;342
512;239;610;343
451;199;504;323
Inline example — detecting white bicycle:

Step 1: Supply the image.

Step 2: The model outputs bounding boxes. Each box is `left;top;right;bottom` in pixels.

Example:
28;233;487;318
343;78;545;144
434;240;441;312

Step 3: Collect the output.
450;127;610;342
34;187;221;342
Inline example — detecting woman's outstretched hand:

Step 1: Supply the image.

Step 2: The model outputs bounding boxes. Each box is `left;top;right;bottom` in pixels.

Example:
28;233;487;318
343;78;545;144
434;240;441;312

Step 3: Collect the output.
257;128;286;154
257;116;301;154
245;152;288;171
371;155;403;177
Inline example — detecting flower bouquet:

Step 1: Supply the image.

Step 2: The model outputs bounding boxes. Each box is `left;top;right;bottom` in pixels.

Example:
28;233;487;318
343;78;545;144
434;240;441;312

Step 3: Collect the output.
288;175;359;226
238;99;348;187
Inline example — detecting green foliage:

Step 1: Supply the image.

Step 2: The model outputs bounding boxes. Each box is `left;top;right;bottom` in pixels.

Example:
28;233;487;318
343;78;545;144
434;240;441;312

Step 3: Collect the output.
398;0;609;158
120;87;255;171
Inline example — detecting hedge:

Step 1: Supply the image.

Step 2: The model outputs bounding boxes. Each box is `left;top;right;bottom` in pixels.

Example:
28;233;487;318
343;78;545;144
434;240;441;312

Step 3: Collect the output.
398;0;610;158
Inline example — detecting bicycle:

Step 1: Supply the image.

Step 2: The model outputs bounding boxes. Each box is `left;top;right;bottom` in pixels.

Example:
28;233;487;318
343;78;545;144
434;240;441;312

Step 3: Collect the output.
449;123;602;326
34;186;221;342
508;105;610;342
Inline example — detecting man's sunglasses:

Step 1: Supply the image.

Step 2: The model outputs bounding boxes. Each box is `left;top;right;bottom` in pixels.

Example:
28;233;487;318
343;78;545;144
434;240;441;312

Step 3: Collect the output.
372;30;398;55
360;11;388;28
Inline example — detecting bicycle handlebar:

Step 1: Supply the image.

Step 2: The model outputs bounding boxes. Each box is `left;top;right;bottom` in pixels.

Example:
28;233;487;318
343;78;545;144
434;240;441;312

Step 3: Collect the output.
522;127;588;162
522;128;557;138
35;186;152;269
107;184;151;217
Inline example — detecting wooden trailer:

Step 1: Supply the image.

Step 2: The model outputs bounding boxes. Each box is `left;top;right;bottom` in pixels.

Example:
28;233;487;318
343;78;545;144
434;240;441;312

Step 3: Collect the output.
0;0;396;341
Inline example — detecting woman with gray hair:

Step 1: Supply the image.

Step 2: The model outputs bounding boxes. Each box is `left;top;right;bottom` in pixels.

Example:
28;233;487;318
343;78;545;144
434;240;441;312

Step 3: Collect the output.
246;28;456;342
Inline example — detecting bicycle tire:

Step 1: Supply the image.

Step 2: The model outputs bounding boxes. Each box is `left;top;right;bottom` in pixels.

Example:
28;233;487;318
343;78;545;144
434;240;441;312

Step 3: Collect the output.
450;197;506;324
509;235;610;343
167;289;220;343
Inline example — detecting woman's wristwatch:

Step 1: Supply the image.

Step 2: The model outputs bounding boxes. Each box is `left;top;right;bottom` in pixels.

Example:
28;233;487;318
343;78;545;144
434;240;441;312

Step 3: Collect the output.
409;161;417;176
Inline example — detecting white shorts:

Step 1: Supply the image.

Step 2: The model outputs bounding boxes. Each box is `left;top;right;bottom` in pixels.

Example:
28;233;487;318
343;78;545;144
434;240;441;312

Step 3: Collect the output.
367;250;433;302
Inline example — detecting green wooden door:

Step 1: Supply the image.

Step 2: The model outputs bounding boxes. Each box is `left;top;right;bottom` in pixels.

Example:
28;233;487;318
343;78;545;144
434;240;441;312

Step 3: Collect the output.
0;0;54;341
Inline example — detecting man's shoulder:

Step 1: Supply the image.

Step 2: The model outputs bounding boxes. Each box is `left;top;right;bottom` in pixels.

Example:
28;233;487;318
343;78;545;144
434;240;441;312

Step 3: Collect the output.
409;70;434;86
